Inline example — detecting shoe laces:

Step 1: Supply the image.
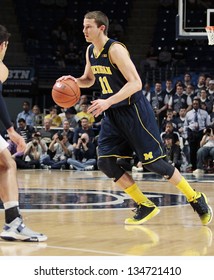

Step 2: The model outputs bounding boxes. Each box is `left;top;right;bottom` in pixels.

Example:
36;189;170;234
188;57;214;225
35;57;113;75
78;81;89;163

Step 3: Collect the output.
190;195;208;215
132;201;154;214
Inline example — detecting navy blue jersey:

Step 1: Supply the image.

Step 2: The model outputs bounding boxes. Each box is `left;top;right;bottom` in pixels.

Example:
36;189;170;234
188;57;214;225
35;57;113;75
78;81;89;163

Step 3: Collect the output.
88;39;141;108
88;39;165;163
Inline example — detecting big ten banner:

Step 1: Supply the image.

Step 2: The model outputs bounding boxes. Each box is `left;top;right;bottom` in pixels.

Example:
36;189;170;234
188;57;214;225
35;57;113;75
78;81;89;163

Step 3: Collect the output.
3;67;37;95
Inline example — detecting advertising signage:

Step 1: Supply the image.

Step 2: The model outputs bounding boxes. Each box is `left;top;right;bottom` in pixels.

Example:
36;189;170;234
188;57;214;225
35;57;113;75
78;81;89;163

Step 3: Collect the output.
3;67;37;95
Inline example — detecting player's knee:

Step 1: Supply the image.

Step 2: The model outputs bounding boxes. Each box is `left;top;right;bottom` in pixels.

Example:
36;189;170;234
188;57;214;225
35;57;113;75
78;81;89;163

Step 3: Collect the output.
146;158;175;179
98;157;125;181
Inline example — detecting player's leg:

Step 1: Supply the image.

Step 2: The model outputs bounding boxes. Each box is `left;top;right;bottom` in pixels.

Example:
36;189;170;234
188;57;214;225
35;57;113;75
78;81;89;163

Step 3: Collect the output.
132;98;212;225
98;157;160;225
146;159;213;225
97;108;160;225
0;146;47;241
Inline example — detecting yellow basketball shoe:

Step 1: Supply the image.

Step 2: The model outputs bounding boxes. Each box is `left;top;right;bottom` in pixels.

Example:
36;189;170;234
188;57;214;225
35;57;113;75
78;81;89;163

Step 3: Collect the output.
125;200;160;225
188;192;213;225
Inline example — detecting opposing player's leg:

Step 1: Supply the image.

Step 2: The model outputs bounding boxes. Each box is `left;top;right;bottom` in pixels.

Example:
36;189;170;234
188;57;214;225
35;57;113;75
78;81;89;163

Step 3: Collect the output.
0;147;47;242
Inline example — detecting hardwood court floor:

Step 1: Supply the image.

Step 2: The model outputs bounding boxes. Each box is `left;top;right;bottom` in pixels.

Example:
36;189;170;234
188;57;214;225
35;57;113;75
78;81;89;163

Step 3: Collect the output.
0;169;213;256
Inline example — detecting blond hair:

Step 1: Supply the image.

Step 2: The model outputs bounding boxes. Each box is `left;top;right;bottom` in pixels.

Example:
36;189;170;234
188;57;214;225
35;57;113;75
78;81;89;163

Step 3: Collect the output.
84;11;109;35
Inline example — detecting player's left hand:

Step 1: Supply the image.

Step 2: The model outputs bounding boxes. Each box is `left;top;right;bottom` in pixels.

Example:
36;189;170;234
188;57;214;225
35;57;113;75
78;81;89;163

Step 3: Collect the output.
88;99;111;117
7;127;26;153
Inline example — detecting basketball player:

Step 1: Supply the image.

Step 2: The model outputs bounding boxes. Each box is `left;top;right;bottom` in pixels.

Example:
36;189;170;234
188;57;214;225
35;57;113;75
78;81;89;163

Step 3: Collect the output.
0;25;47;241
57;11;212;225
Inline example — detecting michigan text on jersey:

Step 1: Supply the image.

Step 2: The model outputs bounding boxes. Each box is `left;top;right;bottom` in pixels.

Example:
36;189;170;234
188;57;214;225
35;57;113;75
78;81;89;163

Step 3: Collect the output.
91;65;112;75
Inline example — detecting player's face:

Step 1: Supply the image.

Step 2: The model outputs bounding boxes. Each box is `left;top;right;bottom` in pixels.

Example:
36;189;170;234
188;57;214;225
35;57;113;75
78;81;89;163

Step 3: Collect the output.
0;41;8;60
83;18;102;42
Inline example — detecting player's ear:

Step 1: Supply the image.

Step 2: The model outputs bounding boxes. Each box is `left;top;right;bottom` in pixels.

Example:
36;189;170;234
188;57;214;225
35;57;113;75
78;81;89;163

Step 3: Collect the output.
100;25;106;32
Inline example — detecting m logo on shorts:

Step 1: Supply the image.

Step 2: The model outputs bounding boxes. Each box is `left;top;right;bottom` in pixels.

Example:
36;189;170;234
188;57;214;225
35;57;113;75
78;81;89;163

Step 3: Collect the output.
143;152;153;160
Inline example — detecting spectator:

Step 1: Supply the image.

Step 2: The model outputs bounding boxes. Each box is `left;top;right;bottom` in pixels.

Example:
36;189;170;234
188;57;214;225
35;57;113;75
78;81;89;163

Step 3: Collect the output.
59;107;78;129
183;72;194;90
150;82;169;130
174;107;191;170
32;104;44;127
67;133;97;171
207;79;214;104
57;119;74;144
4;135;32;169
75;103;95;127
184;98;211;170
194;74;206;96
161;109;177;132
73;117;95;147
160;121;180;145
205;76;212;91
210;104;214;124
184;84;197;108
193;127;214;176
168;84;191;117
44;105;62;127
42;133;73;169
5;135;18;157
163;134;182;171
162;79;175;97
38;118;55;147
16;101;35;127
142;82;152;103
16;132;48;169
198;89;212;114
75;95;89;113
16;118;35;143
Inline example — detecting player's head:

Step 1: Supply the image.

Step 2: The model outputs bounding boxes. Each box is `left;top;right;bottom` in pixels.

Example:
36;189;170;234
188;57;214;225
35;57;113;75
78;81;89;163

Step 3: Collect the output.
0;25;10;60
0;25;10;44
84;11;109;35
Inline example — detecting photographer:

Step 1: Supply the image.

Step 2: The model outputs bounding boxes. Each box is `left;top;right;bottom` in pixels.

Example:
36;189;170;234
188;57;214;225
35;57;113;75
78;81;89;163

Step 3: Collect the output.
15;132;48;169
193;127;214;176
67;133;97;171
41;132;73;169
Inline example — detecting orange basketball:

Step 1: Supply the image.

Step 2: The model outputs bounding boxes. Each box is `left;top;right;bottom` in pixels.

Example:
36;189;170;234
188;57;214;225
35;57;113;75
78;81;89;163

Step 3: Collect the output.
52;79;81;108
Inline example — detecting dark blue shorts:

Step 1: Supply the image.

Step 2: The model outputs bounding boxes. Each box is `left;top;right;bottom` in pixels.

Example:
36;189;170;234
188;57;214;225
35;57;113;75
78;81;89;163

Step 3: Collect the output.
98;96;166;164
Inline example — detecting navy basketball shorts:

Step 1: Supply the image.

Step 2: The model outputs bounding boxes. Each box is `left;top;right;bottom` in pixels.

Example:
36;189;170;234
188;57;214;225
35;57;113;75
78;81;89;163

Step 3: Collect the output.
98;98;166;164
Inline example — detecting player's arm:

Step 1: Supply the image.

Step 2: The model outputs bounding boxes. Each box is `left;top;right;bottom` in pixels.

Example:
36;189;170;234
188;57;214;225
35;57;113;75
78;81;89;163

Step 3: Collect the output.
108;43;142;104
0;80;26;153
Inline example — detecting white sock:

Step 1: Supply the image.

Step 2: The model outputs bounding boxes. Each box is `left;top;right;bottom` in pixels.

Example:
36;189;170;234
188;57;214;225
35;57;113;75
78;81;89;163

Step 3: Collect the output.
3;201;19;210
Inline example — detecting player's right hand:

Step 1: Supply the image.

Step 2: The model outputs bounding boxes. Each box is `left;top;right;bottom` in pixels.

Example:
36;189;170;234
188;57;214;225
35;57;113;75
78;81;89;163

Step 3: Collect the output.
56;75;77;82
7;127;26;153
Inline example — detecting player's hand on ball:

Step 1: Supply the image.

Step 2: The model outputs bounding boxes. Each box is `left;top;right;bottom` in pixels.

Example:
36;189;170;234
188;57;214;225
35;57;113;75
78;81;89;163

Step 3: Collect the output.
57;75;77;83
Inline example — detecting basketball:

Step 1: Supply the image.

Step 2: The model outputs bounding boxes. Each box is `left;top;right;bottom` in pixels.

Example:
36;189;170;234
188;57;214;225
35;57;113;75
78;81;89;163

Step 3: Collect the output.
52;79;81;108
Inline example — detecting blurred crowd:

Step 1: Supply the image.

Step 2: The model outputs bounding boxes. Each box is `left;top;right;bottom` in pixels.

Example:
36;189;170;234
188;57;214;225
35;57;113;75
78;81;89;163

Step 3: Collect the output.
2;71;214;176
